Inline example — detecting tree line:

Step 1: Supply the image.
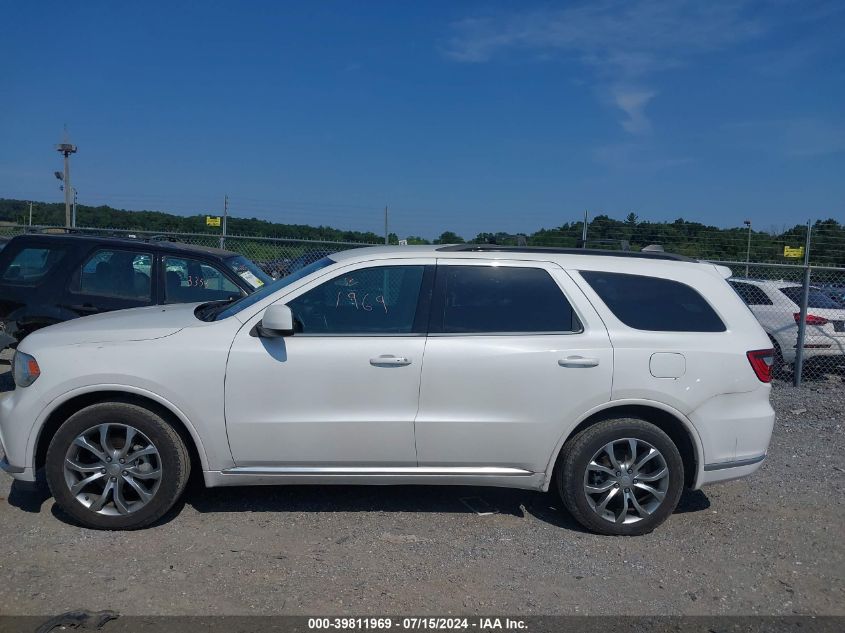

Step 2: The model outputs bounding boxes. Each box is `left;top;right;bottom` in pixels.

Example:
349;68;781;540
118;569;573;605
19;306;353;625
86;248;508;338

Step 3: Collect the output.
1;199;841;266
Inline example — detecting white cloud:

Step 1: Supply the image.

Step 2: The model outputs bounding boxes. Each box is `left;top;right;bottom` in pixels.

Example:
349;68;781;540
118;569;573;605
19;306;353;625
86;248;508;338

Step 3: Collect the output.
443;0;768;132
612;86;656;134
445;1;767;67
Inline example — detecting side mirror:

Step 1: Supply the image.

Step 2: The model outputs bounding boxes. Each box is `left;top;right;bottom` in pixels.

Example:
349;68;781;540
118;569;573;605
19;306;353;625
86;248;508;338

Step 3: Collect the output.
256;304;294;338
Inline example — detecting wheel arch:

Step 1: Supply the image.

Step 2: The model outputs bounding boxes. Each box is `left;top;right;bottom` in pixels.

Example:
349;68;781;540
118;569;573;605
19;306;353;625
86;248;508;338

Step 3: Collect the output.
31;387;209;478
544;400;703;491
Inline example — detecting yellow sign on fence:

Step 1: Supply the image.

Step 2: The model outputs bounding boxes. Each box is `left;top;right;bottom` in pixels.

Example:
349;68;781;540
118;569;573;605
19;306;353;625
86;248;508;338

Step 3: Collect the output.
783;245;804;259
206;216;221;227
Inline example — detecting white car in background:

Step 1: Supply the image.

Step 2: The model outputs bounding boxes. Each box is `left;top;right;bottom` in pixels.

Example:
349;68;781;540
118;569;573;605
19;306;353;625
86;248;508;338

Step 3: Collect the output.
728;278;845;367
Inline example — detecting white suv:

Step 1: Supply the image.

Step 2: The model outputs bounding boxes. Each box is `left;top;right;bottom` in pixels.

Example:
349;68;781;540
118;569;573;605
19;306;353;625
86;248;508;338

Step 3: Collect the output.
728;278;845;368
0;246;775;535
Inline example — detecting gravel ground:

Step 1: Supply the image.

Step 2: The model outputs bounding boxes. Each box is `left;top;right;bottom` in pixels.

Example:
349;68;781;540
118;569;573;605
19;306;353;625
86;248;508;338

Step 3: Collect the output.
0;357;842;616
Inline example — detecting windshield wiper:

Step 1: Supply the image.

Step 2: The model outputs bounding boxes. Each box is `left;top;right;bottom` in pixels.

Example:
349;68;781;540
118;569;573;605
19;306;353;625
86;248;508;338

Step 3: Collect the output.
194;297;237;321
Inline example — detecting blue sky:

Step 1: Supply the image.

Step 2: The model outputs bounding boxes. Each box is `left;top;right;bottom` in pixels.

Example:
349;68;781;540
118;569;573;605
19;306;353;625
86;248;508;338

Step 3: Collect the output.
1;1;843;239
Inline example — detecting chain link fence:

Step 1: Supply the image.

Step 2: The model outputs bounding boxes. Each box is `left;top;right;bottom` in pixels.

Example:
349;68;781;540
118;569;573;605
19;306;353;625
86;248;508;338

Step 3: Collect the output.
1;221;843;386
707;262;845;386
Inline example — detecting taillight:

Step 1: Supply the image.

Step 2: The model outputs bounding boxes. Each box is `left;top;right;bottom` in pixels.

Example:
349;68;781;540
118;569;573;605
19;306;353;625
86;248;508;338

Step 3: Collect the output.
793;312;829;325
747;349;774;383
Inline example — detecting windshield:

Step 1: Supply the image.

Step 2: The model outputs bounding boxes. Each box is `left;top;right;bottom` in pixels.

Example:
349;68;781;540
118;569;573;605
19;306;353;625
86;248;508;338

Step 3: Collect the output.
780;286;843;310
212;256;336;320
224;255;273;290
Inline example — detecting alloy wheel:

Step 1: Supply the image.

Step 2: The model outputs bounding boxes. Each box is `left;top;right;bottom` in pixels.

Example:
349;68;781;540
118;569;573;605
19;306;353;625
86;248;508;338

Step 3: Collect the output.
63;423;162;516
582;437;670;525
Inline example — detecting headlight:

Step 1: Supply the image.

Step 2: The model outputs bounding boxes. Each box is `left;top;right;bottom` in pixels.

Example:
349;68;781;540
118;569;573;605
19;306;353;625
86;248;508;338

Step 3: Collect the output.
12;351;40;388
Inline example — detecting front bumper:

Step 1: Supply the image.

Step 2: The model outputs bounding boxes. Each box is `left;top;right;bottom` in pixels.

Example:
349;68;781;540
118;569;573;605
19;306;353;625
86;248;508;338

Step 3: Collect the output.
0;387;39;482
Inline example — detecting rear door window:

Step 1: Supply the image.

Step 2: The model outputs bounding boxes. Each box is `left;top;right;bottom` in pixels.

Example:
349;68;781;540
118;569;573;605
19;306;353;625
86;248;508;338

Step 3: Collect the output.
430;265;580;334
75;249;153;300
1;246;67;285
581;271;726;332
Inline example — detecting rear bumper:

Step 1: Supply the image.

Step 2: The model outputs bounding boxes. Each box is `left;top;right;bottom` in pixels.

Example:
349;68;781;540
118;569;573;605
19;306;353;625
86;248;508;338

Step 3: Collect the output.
698;454;766;487
797;335;845;358
772;329;844;363
0;455;32;480
689;389;775;489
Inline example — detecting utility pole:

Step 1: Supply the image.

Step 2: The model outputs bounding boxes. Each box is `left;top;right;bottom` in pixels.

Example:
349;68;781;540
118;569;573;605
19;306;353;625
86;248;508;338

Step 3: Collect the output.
56;129;77;230
793;220;813;387
72;188;78;228
744;219;752;277
581;210;589;247
28;202;33;227
384;205;389;245
220;194;229;249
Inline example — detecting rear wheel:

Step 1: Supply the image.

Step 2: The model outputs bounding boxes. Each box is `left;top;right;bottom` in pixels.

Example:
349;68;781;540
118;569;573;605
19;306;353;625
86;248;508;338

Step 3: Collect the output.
768;335;789;378
557;418;684;536
45;402;190;530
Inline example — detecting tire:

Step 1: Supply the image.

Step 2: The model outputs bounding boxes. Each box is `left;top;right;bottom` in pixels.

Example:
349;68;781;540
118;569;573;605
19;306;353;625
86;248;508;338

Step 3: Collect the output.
768;335;788;378
45;402;191;530
557;418;684;536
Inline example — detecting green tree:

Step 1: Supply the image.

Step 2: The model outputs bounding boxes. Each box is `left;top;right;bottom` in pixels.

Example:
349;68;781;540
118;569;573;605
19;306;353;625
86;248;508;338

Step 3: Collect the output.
435;231;465;244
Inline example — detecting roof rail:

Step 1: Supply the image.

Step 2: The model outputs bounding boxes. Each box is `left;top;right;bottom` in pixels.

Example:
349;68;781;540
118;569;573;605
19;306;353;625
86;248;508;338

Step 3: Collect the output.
435;244;697;262
24;228;144;240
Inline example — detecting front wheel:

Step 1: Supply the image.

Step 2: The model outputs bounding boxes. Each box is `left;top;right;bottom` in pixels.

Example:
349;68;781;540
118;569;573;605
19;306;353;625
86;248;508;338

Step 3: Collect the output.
557;418;684;536
45;402;191;530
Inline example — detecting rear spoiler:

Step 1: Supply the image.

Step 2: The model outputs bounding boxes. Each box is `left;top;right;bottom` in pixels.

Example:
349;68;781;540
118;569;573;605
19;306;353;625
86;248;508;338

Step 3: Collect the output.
711;264;733;279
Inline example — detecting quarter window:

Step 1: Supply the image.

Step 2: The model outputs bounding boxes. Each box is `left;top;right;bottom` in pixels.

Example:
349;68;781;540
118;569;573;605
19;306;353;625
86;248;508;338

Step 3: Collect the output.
286;266;425;334
729;281;773;306
581;271;725;332
76;249;153;300
433;266;580;334
1;246;66;285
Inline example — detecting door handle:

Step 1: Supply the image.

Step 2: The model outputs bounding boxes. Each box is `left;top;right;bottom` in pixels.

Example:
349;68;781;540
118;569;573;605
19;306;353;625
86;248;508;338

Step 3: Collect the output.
370;355;412;367
558;356;600;368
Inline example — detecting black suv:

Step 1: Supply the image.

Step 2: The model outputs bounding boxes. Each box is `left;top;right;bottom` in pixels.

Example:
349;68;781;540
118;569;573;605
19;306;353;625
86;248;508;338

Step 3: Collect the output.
0;233;273;350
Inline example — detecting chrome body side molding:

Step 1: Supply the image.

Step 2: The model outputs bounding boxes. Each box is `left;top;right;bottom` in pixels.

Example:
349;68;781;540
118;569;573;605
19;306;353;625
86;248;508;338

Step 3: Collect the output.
203;466;545;490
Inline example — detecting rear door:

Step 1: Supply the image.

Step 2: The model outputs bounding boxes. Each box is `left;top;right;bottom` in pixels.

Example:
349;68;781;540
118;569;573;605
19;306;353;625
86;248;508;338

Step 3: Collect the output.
61;246;156;317
414;259;613;473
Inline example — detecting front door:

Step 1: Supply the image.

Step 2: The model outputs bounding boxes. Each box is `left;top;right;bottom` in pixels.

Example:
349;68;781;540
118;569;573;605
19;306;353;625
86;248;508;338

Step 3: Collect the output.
225;260;434;467
414;260;613;473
